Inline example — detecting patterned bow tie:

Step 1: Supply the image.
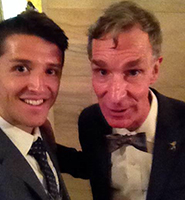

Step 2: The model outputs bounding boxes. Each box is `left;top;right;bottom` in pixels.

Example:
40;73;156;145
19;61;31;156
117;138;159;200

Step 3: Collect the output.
105;132;147;153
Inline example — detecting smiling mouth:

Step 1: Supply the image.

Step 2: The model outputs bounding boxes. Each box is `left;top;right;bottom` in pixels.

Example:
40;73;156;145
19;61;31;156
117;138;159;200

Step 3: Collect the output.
23;99;44;106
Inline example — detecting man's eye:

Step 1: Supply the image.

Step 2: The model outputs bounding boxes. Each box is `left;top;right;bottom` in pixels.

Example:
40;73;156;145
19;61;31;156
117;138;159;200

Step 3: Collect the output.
46;69;58;75
16;66;28;72
128;70;140;76
99;69;107;76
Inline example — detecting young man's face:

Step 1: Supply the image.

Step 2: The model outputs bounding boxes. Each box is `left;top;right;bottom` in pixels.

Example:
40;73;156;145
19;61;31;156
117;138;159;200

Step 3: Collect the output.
0;34;63;133
91;25;161;130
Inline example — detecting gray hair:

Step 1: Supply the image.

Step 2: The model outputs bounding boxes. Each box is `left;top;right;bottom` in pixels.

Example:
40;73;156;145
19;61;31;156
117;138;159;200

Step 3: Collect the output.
87;1;162;59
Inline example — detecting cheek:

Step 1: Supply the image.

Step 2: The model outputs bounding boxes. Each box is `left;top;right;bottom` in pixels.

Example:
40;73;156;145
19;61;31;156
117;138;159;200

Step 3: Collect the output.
120;83;150;109
132;84;148;96
0;85;16;111
48;78;60;93
132;86;150;110
92;79;100;95
0;81;16;96
51;86;60;98
92;80;107;98
93;84;101;96
131;77;151;94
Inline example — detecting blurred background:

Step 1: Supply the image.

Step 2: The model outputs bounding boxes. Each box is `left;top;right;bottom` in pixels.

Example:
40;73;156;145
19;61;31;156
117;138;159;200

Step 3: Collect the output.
1;0;185;199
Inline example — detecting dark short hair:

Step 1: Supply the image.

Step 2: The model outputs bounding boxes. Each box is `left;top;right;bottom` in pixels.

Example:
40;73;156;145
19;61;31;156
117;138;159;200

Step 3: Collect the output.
0;10;68;65
88;1;162;59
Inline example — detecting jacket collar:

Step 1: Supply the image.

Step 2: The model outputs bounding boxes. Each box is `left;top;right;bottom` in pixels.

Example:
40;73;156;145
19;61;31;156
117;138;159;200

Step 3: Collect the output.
0;128;50;200
147;89;185;200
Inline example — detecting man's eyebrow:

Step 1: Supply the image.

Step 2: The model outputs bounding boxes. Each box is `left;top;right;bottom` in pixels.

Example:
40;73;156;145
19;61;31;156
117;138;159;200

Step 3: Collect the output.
10;58;31;64
126;59;141;68
91;58;141;68
46;59;63;68
91;59;107;68
10;58;62;68
48;63;62;68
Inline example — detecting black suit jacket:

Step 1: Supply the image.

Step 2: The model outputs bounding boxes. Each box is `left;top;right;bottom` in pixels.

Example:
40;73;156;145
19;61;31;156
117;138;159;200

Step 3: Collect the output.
78;89;185;200
0;124;70;200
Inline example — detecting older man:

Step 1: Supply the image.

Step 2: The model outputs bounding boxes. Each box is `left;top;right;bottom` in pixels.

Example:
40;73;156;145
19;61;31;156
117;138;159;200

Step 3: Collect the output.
78;1;185;200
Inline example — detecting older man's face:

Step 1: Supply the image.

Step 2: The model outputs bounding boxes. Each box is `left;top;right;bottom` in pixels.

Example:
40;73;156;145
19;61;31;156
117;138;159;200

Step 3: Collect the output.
0;34;63;133
91;25;161;130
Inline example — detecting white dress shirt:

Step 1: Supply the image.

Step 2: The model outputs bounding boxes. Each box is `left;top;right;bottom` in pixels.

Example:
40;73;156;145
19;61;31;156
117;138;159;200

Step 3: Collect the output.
111;90;158;200
0;117;59;193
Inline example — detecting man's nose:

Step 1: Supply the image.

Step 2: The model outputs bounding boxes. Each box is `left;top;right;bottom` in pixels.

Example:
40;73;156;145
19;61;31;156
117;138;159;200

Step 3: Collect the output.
28;73;45;92
108;76;127;103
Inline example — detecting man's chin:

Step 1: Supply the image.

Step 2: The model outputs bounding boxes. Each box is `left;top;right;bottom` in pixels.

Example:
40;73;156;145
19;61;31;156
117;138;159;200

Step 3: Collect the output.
106;118;131;129
24;118;47;129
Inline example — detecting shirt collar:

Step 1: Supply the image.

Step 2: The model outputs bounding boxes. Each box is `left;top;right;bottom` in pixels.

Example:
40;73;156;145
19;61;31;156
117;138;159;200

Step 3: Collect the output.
0;117;41;156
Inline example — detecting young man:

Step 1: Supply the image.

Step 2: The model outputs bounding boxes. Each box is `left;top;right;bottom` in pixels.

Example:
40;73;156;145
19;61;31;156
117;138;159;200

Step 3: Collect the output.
78;1;185;200
0;11;70;200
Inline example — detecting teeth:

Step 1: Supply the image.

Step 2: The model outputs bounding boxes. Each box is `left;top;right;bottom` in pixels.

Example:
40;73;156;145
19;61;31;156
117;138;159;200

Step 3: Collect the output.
24;99;44;106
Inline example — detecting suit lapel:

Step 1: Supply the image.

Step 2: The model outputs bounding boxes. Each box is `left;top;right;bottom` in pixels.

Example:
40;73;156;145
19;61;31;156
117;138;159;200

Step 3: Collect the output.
0;129;49;200
96;106;113;199
147;90;183;200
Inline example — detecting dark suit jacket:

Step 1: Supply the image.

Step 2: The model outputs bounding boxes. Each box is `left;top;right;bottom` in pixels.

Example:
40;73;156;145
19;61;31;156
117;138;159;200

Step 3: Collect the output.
0;124;70;200
78;89;185;200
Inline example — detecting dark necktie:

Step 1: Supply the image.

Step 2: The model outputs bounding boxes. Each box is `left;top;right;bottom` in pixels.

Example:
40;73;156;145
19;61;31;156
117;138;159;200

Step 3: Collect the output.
28;137;59;200
105;132;147;153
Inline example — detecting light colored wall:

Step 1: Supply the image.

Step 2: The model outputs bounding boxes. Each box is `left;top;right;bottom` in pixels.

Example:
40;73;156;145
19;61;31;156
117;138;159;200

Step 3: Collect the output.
42;1;185;199
0;1;3;21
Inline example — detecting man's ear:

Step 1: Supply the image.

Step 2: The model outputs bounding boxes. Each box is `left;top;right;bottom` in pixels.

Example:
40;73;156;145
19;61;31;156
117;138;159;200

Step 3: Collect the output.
150;56;163;84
